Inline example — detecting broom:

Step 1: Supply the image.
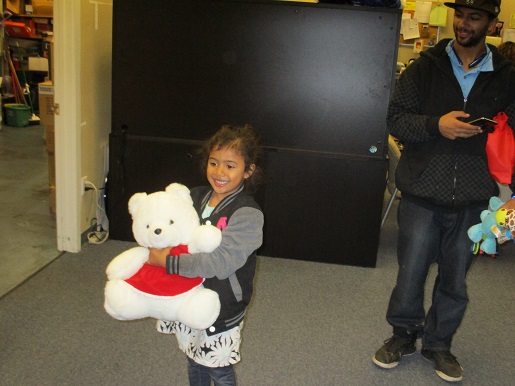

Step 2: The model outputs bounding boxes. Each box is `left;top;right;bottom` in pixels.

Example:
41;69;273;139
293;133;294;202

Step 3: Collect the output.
16;42;39;123
6;47;26;105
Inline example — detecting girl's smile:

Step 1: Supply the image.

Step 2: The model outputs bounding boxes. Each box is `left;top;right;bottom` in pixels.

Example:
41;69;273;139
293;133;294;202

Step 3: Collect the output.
207;146;254;207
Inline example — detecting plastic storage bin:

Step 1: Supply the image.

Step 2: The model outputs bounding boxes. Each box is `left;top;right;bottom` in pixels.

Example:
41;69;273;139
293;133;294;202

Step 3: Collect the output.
4;104;31;127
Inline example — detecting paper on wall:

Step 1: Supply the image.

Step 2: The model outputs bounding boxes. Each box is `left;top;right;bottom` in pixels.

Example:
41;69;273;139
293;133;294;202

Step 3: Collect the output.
404;1;416;12
503;29;515;43
414;1;432;24
402;17;421;40
429;4;448;27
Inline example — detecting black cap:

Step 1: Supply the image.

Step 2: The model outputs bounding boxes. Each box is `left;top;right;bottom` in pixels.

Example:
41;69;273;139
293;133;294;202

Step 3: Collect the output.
444;0;501;17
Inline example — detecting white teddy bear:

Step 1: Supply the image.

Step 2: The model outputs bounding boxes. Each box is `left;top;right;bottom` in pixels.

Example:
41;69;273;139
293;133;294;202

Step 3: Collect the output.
104;183;222;330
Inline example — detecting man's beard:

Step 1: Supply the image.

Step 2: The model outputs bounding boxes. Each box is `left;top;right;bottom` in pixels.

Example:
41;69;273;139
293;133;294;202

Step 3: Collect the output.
454;23;490;48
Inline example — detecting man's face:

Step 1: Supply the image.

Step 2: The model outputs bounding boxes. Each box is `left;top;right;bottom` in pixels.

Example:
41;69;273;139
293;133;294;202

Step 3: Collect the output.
453;7;497;48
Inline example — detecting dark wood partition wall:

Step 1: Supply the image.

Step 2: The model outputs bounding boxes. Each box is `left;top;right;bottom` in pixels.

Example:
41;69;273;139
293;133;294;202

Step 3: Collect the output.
109;1;402;267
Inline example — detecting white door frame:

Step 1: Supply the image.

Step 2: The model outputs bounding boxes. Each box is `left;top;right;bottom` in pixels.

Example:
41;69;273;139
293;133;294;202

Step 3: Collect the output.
54;0;82;252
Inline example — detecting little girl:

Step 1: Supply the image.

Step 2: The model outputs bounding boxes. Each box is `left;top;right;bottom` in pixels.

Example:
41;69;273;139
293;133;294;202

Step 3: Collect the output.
148;124;264;386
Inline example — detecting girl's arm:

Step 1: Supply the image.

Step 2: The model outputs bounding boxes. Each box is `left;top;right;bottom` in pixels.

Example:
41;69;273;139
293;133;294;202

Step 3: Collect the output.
163;207;263;280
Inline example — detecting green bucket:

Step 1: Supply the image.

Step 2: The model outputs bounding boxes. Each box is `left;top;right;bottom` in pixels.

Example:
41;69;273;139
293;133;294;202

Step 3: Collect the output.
5;104;31;127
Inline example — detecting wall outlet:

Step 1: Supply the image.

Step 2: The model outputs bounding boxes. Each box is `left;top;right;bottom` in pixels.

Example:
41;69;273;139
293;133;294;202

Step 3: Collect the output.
81;176;88;195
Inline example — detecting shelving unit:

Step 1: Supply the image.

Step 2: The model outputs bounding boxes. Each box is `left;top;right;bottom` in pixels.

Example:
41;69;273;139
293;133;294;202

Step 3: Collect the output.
2;2;53;116
2;0;55;214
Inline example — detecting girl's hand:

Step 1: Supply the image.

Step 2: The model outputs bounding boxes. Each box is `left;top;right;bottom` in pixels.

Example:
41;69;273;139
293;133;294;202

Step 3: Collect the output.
147;247;169;268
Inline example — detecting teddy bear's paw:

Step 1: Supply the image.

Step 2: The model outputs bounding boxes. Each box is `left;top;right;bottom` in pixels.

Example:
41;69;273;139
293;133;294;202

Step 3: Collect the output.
104;298;124;320
177;288;221;330
189;225;222;253
105;246;149;280
156;319;175;334
104;279;154;320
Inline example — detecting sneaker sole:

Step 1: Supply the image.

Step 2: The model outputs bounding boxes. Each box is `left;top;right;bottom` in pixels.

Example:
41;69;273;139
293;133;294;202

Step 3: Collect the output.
372;356;400;369
435;370;463;383
372;349;416;369
422;352;463;382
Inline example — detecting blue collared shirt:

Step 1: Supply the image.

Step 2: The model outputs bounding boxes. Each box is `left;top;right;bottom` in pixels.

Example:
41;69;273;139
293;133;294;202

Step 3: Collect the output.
445;39;493;99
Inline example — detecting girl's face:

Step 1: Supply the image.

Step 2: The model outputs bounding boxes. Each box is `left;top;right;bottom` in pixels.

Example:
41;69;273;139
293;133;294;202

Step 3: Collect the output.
207;146;254;205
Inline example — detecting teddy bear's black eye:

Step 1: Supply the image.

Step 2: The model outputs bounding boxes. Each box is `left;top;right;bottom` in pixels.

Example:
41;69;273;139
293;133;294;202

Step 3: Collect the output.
146;225;149;229
169;220;174;225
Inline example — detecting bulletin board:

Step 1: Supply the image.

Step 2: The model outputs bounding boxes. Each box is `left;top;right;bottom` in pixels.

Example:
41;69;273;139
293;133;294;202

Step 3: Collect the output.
400;1;441;48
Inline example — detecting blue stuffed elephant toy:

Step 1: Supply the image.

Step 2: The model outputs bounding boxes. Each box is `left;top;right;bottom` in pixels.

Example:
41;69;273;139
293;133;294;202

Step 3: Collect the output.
467;196;505;255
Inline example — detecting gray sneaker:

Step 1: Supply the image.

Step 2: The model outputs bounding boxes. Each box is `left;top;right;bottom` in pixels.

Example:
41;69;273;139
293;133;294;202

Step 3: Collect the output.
422;348;463;382
372;334;417;369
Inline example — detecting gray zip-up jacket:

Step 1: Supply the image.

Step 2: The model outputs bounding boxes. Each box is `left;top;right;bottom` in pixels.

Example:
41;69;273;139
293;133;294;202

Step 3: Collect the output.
167;184;263;335
388;38;515;211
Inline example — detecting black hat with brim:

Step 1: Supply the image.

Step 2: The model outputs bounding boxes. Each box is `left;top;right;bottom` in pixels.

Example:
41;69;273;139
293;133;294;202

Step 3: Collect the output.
444;0;501;17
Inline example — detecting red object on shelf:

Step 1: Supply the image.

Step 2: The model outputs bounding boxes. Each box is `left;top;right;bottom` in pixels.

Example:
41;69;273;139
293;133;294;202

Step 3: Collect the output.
4;21;36;38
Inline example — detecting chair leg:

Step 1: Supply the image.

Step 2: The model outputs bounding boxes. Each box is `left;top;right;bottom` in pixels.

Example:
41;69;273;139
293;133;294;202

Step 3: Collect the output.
381;187;398;228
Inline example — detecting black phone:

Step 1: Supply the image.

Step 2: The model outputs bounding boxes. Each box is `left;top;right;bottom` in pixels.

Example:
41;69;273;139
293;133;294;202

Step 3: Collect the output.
468;117;497;133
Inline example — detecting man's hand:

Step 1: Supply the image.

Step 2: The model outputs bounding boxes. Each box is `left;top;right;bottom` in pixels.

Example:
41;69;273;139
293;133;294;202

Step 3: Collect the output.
147;247;169;268
439;111;483;140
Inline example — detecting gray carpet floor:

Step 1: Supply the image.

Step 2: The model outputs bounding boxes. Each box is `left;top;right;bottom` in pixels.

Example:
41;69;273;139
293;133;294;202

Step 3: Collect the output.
1;200;514;385
0;124;59;297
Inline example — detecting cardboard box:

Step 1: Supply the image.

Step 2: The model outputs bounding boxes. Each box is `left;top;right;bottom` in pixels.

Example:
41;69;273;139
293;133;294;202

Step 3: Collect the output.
38;80;54;128
39;81;55;155
6;0;23;15
49;185;56;214
48;152;55;185
45;124;55;154
32;0;53;16
29;57;49;72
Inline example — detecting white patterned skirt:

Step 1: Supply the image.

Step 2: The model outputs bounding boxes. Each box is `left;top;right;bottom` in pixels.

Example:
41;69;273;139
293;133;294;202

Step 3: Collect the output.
157;320;243;368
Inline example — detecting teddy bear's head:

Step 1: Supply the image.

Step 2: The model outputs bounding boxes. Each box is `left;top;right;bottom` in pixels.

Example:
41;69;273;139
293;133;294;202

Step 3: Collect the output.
128;183;200;249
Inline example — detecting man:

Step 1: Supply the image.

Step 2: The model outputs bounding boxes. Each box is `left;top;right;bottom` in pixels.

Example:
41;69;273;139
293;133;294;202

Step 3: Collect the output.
372;0;515;382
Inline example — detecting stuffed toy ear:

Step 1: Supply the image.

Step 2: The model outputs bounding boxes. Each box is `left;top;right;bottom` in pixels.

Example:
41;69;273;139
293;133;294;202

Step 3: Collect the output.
128;192;148;218
165;183;193;205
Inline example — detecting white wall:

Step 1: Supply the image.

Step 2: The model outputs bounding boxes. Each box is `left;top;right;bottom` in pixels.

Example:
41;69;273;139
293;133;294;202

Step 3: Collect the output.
80;0;113;234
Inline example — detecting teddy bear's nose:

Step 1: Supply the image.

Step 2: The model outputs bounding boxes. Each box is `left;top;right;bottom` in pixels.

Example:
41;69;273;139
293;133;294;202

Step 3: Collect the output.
154;228;162;235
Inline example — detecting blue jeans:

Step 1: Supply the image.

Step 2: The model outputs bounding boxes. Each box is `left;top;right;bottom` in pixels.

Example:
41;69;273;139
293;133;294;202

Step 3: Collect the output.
187;358;236;386
386;198;483;350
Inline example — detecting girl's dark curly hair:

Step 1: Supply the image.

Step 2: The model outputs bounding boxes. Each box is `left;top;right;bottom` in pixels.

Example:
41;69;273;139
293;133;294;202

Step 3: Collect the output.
199;124;263;193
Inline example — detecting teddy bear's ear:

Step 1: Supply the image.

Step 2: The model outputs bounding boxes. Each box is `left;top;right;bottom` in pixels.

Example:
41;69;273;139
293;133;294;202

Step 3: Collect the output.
128;192;148;217
165;183;193;205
